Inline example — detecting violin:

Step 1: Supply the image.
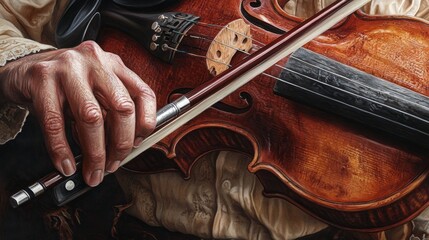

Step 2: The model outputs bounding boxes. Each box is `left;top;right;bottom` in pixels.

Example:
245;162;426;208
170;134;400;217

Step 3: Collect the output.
11;0;429;232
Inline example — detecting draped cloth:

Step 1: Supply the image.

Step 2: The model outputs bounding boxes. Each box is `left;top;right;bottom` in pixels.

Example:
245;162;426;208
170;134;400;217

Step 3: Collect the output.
116;152;326;240
284;0;429;19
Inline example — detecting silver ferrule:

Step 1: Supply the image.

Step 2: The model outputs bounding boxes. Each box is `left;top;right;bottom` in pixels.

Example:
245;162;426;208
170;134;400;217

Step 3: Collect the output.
10;190;31;208
10;182;45;208
156;96;190;127
28;182;45;197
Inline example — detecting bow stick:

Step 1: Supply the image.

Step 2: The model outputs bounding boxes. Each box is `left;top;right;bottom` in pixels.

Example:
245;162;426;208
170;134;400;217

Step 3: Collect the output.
11;0;370;207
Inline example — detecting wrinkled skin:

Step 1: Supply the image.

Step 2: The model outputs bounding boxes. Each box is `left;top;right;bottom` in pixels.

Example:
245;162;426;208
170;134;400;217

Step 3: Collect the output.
0;41;157;187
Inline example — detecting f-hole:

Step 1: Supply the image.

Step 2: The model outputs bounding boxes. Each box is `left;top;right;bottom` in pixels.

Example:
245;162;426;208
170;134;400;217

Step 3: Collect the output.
249;0;261;8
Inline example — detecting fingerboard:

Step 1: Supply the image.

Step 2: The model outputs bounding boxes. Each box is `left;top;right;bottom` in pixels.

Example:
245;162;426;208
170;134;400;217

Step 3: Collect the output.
274;48;429;149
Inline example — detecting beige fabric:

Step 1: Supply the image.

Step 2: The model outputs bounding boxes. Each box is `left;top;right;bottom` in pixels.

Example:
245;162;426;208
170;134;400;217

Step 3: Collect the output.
0;0;68;143
362;0;429;18
116;151;327;240
284;0;429;19
284;0;337;18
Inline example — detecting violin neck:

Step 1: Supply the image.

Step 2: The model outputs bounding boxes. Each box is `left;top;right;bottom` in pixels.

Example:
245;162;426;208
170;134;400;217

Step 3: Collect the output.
274;48;429;149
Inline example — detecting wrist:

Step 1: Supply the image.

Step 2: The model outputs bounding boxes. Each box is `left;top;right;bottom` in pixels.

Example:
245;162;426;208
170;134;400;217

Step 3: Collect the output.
0;57;32;106
0;61;22;106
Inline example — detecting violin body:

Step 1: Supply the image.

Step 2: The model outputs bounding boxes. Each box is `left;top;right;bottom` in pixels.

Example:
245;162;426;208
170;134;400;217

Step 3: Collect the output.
98;0;429;231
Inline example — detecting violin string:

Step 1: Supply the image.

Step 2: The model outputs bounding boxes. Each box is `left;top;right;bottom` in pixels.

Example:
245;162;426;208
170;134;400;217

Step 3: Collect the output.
176;30;359;92
176;17;267;46
268;72;429;132
287;55;429;110
174;29;368;89
173;30;253;58
178;23;428;110
172;18;429;111
180;42;210;53
168;39;428;122
163;44;232;67
168;30;426;119
167;37;429;120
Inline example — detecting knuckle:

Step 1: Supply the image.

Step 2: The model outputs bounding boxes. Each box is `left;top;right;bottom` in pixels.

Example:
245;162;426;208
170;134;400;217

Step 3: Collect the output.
108;53;123;64
43;111;64;134
57;51;80;70
136;107;156;136
30;62;53;93
86;151;105;165
49;142;69;157
140;117;156;134
81;40;99;48
58;50;79;63
137;83;156;100
79;41;101;56
79;101;103;125
146;116;157;130
113;96;135;116
31;61;52;77
113;140;133;153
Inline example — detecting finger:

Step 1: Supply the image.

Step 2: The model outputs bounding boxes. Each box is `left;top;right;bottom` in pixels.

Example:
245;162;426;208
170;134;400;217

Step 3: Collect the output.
60;57;106;187
93;73;136;173
133;93;156;146
110;55;156;146
31;62;76;176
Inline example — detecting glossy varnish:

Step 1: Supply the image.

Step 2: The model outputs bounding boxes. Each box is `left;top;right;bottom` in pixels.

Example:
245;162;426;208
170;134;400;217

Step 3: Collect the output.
98;0;429;231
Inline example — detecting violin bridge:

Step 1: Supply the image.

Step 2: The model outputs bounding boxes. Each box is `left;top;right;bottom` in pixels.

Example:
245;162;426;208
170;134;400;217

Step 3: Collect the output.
206;19;253;76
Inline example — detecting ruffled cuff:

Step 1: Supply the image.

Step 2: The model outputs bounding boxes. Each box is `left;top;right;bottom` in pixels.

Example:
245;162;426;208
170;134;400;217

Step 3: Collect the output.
0;37;55;66
0;37;55;144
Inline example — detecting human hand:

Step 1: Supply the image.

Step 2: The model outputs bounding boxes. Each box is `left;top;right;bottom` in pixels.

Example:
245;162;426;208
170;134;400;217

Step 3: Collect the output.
0;41;156;187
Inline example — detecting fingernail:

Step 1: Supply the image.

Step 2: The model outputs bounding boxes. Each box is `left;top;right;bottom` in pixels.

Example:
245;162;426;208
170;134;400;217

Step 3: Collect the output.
106;161;121;173
61;159;76;176
134;137;144;147
88;169;103;187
